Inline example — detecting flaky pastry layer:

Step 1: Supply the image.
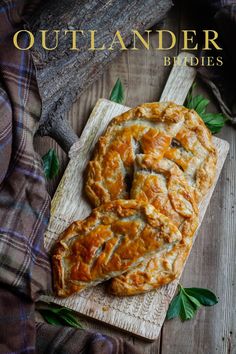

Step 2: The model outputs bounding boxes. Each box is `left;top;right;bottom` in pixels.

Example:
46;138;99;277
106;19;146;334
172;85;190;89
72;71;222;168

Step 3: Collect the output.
109;156;199;295
52;200;181;297
53;102;217;297
86;102;217;207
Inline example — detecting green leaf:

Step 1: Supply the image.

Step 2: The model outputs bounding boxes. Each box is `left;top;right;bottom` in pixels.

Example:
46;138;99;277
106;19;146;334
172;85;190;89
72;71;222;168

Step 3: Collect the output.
179;292;200;321
42;148;59;179
185;83;227;134
184;288;218;307
167;286;199;321
201;113;226;134
109;78;125;104
187;94;209;115
195;97;210;115
166;285;218;322
185;83;209;114
60;312;83;329
39;309;64;326
38;305;83;329
166;292;182;320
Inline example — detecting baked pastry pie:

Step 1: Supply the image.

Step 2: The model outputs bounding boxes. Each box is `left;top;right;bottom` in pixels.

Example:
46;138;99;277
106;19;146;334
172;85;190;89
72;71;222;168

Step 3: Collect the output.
52;102;217;298
109;156;199;295
86;102;217;207
52;199;182;297
85;102;185;207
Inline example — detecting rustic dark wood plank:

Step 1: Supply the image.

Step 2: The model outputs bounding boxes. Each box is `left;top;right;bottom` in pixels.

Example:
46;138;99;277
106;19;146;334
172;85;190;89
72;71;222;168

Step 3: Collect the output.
30;0;172;151
160;0;236;352
161;124;236;354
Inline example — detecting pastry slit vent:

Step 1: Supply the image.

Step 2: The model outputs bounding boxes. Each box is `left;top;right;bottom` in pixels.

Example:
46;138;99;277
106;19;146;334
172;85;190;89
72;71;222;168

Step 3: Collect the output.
123;138;144;195
124;173;133;194
170;138;182;148
90;241;108;270
104;235;125;264
132;138;143;155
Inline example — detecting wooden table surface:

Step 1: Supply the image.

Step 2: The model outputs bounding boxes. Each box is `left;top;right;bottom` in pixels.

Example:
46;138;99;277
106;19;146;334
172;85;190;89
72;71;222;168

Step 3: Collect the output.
35;2;236;353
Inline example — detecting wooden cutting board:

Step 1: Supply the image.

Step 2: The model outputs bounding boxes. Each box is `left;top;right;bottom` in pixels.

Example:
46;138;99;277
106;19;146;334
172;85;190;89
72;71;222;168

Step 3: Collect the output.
42;53;229;340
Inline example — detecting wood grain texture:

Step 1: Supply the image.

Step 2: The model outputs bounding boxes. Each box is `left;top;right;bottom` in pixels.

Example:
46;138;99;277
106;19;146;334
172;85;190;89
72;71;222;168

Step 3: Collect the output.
29;0;172;149
160;52;196;103
160;2;236;352
34;3;236;352
161;128;236;354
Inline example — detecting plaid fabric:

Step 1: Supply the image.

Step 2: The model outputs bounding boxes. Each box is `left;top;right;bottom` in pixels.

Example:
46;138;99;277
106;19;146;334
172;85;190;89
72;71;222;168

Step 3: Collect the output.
0;1;51;352
0;286;35;353
0;1;140;353
36;323;139;354
0;0;51;300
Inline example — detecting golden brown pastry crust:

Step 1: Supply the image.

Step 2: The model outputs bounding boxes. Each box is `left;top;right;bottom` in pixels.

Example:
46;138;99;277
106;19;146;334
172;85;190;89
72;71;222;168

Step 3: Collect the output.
84;102;217;296
109;156;199;296
52;200;182;297
131;155;198;221
164;108;217;202
108;230;195;296
53;102;217;298
86;102;217;206
85;102;186;207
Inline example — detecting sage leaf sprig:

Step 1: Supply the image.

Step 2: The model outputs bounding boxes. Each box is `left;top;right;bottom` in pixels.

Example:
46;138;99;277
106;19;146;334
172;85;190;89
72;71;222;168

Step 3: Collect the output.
109;78;125;104
185;84;227;134
38;304;83;329
167;285;218;321
42;148;59;180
